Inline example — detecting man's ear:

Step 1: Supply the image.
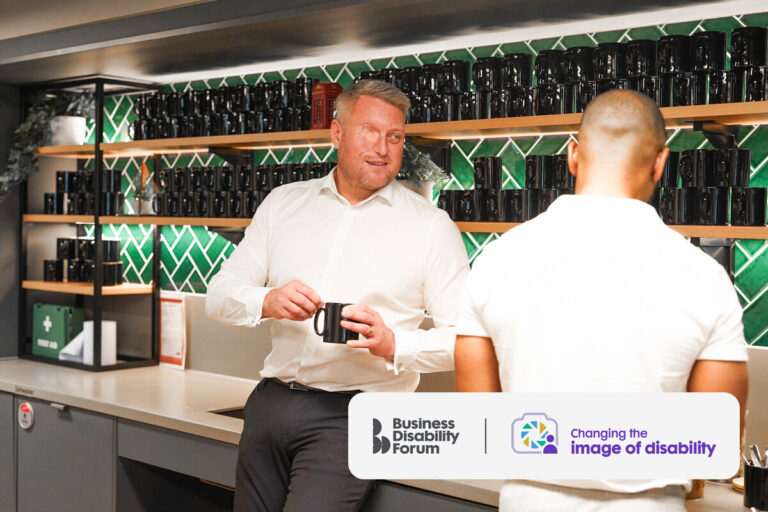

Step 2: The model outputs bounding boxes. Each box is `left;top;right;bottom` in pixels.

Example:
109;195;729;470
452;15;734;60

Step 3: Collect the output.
651;147;669;185
330;119;342;149
567;140;579;178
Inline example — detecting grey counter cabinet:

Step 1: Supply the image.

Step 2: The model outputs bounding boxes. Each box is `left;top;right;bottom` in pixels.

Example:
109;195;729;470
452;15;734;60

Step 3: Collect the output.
0;392;15;512
15;396;116;512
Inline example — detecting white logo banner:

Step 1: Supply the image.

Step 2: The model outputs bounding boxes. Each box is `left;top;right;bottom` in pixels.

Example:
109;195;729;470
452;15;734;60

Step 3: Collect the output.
348;393;739;480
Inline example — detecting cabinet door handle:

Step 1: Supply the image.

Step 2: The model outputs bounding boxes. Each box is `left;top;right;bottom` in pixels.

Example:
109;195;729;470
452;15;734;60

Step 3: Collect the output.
50;402;68;411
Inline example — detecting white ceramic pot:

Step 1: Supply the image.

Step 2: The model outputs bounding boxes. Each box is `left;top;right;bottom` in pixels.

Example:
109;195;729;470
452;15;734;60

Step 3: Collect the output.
49;115;87;146
399;180;434;202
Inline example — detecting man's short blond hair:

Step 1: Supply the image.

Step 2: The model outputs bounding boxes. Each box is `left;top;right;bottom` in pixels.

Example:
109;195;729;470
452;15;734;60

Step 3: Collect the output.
335;79;411;123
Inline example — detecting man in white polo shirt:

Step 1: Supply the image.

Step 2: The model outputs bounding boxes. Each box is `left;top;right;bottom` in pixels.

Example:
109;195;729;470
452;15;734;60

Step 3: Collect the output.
454;90;749;511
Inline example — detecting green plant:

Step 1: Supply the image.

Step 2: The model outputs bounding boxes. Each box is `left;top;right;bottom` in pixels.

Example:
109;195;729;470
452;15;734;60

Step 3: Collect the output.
0;91;95;205
398;141;450;188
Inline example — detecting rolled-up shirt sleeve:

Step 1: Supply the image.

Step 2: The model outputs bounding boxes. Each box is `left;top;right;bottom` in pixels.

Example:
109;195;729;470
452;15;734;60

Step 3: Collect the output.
205;193;274;327
389;210;470;374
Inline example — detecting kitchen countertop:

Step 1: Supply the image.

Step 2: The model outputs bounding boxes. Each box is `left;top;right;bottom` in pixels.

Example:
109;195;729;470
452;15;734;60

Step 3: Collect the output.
0;358;748;510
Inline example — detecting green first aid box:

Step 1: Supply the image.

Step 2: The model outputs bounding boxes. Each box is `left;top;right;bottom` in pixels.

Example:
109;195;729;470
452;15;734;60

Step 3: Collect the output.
32;304;84;359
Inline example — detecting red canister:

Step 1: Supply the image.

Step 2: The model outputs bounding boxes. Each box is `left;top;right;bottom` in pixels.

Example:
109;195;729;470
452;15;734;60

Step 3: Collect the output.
311;82;344;129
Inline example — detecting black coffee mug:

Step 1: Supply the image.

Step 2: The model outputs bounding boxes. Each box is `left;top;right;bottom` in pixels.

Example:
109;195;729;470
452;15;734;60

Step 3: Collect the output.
43;259;63;282
534;49;563;85
67;259;82;282
691;31;726;72
564;81;597;113
659;151;681;188
625;39;657;78
561;46;594;84
460;91;491;120
314;302;359;344
680;149;717;187
417;63;443;97
437;94;461;122
179;191;196;217
213;191;232;218
510;86;535;116
44;193;64;215
501;53;532;88
730;26;768;69
152;193;168;216
244;190;263;218
291;77;318;107
103;239;121;262
627;76;659;103
457;190;479;221
288;163;308;183
267;80;291;110
437;189;459;220
396;66;421;95
537;188;558;215
716;148;751;187
157;168;176;193
525;155;554;189
56;238;76;260
485;189;503;222
706;70;734;104
534;84;565;115
221;166;237;192
230;192;245;218
553;154;574;189
596;78;627;95
695;187;729;225
502;189;531;222
270;165;289;189
55;171;78;194
81;260;95;283
103;262;124;286
473;156;503;189
175;167;192;193
658;35;692;75
376;68;399;86
101;192;125;216
489;90;513;119
593;42;626;81
731;187;767;226
439;60;471;95
167;193;180;217
79;170;95;193
734;66;768;102
195;191;213;217
472;57;502;92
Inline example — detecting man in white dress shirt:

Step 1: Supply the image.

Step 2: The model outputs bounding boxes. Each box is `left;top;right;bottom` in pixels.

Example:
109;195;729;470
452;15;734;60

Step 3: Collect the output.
454;90;749;511
206;80;469;512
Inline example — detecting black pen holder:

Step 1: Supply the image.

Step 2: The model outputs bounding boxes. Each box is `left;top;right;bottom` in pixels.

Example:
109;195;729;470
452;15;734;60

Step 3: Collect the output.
745;463;768;510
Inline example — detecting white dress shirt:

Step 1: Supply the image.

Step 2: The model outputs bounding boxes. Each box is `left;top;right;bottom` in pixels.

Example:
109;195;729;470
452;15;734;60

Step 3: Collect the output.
456;194;747;498
206;170;469;392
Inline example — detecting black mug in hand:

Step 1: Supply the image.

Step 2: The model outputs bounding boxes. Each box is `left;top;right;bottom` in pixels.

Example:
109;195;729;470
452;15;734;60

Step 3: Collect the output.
314;302;359;344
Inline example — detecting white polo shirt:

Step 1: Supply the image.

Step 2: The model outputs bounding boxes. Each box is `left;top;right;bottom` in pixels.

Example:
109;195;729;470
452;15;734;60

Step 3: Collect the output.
456;194;748;495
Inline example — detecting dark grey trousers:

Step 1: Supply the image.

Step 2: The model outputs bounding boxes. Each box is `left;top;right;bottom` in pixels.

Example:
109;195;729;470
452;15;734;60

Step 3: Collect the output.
234;378;373;512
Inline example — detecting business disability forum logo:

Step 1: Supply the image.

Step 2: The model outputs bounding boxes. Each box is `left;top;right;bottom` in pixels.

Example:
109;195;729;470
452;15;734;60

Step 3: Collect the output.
512;413;559;454
372;417;459;455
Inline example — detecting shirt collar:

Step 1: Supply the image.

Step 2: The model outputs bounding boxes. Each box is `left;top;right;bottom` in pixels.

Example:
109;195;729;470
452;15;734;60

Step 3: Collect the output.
318;167;395;207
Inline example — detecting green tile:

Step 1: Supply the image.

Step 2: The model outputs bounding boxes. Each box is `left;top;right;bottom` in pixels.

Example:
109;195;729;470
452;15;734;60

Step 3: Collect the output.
740;13;768;27
627;26;665;41
662;21;700;36
347;60;374;77
224;76;246;86
735;248;768;298
666;131;707;152
593;29;627;44
244;73;263;85
393;55;421;68
262;71;284;83
450;152;474;189
282;69;301;81
498;42;531;55
472;44;500;58
369;58;392;70
529;136;569;155
743;288;768;344
417;51;443;64
700;17;741;34
499;143;525;187
529;37;561;53
324;63;347;81
561;35;595;49
443;48;475;62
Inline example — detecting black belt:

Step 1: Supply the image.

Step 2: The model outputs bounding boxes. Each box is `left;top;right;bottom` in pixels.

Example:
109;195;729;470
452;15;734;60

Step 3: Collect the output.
267;378;362;396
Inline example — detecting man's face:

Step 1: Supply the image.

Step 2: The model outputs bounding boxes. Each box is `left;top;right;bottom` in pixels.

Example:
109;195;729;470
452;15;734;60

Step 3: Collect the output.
332;95;405;191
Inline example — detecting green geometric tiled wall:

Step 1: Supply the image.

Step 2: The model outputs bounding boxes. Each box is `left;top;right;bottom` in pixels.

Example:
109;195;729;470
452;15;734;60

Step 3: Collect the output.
93;11;768;345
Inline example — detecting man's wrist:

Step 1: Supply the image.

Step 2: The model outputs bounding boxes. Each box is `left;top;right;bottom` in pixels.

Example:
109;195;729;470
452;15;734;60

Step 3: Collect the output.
261;288;276;319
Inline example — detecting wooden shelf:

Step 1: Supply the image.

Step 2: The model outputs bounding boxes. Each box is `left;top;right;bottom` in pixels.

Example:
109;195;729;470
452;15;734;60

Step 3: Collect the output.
22;281;153;295
34;101;768;158
457;222;768;238
23;214;95;224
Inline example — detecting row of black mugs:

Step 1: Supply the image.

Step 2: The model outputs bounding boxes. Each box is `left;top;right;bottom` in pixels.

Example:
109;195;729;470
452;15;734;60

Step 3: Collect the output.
43;259;123;285
133;78;319;140
43;192;125;216
44;238;123;285
651;186;767;226
438;188;573;223
155;161;335;195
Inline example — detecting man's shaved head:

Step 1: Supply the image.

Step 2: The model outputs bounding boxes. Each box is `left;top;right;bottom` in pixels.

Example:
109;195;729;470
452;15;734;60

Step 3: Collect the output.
578;90;666;171
568;90;668;201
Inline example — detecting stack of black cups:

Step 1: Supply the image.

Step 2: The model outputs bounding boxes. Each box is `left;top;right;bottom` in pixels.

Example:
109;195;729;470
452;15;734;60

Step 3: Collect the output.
132;77;317;140
731;27;768;102
626;39;659;101
152;162;335;218
436;154;575;223
44;238;123;285
44;170;124;215
655;147;766;225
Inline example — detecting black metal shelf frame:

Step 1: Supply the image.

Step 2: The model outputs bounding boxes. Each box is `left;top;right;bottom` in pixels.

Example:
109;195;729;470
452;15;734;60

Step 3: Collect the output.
19;76;163;371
